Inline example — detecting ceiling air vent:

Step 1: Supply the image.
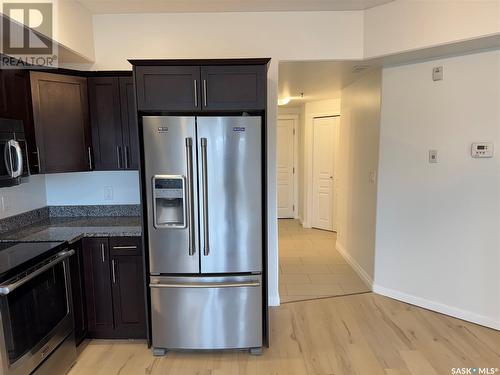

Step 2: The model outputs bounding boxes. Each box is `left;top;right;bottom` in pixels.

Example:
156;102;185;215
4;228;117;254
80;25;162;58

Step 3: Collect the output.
352;65;370;73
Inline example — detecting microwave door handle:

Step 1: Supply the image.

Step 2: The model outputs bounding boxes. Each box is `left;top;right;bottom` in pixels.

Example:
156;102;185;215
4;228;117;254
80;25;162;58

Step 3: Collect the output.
10;140;23;178
4;141;12;177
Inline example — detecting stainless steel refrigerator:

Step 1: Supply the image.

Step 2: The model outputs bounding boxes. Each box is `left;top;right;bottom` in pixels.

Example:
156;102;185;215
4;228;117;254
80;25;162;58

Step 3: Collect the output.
143;116;263;354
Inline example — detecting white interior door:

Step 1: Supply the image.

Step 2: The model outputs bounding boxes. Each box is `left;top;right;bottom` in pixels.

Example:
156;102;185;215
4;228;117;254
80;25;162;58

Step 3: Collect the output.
277;117;296;218
312;116;338;231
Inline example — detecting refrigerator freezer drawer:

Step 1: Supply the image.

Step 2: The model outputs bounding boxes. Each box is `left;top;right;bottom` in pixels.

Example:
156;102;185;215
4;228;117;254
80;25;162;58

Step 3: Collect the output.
150;275;262;350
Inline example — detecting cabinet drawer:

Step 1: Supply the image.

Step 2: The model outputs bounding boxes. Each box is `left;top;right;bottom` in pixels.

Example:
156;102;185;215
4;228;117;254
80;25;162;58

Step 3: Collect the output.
109;237;142;256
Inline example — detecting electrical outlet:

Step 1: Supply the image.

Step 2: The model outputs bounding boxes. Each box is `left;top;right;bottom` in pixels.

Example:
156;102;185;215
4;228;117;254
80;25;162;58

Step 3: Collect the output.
369;171;377;184
2;196;11;211
429;150;438;163
432;66;443;81
104;186;113;201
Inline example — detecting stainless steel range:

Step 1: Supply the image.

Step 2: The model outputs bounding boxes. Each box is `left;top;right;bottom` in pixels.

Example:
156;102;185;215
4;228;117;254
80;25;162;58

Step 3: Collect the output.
0;241;76;375
143;116;263;354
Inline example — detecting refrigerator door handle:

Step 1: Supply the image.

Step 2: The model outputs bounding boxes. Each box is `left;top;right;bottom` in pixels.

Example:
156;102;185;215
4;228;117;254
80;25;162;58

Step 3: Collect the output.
185;137;196;256
149;280;260;289
201;137;210;256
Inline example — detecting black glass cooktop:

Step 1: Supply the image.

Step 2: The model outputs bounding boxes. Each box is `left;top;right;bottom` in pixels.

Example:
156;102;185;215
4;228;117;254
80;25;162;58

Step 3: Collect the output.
0;241;65;281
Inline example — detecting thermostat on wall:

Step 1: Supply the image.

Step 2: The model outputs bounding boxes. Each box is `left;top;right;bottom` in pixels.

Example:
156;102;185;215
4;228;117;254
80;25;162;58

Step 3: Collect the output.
471;142;494;158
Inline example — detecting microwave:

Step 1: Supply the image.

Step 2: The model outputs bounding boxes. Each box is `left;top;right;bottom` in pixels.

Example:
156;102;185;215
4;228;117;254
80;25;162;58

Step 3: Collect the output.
0;118;29;188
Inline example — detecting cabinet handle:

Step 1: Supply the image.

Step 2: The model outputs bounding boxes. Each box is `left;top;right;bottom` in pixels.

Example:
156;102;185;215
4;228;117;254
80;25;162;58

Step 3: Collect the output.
193;79;198;107
203;79;207;107
116;146;122;169
35;147;42;173
111;259;116;284
124;146;129;169
88;147;93;170
112;245;137;250
101;244;105;262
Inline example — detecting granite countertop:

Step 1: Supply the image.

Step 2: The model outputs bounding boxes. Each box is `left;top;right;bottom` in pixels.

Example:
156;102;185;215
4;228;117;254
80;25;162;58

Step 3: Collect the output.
0;216;142;243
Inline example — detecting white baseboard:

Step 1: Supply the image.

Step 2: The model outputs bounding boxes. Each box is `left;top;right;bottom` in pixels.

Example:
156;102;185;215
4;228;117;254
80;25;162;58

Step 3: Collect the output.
335;242;373;289
373;284;500;331
268;295;280;306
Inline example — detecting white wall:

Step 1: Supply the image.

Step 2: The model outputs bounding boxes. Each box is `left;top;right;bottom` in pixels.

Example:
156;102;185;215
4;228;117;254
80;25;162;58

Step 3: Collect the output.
364;0;500;58
302;99;341;228
45;171;140;206
90;11;363;306
57;0;95;61
0;175;46;219
336;70;381;285
375;50;500;329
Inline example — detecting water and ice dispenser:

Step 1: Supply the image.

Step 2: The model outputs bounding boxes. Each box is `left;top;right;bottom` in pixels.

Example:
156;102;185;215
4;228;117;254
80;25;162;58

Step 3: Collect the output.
153;175;186;228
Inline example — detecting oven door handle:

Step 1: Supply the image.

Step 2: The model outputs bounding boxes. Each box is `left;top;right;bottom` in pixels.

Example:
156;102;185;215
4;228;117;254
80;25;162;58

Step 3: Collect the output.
0;249;75;296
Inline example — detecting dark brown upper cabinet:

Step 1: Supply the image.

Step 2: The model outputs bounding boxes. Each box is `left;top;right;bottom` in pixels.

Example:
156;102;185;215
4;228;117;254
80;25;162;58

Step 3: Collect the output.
88;75;139;171
119;77;140;170
0;68;36;173
201;65;266;110
135;66;201;111
0;70;8;118
30;72;92;173
131;59;269;112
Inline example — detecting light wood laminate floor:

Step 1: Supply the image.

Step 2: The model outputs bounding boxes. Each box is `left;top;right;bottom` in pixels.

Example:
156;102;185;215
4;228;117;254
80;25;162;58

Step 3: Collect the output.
69;293;500;375
279;219;369;302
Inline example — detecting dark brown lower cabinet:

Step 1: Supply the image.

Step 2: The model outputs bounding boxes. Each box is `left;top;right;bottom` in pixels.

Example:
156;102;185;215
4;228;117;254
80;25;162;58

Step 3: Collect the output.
82;237;146;339
111;255;146;338
69;240;87;345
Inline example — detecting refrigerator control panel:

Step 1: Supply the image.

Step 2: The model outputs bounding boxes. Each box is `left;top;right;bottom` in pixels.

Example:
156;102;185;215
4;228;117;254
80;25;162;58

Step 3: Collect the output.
152;175;186;229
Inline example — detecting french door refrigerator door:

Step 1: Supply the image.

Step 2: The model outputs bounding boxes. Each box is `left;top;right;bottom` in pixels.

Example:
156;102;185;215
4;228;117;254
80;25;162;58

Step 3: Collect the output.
150;275;262;350
143;116;199;274
197;116;262;274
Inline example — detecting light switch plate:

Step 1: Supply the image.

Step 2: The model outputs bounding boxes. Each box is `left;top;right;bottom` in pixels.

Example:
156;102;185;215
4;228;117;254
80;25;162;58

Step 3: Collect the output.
104;186;114;201
429;150;438;163
433;66;443;81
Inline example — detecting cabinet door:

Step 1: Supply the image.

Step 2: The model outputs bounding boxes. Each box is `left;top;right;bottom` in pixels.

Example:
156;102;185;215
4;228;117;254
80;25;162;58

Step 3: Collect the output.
69;240;87;345
2;69;37;173
111;255;146;339
88;77;124;170
135;66;201;111
82;238;115;338
119;77;139;170
30;72;91;173
201;65;266;110
0;70;8;118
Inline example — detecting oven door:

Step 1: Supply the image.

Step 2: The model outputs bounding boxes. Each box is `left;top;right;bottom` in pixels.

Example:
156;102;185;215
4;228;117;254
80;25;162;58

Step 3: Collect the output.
0;249;74;375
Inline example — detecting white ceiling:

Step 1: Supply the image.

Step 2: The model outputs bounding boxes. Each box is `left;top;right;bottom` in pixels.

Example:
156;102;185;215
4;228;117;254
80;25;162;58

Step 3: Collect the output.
278;60;379;107
77;0;394;14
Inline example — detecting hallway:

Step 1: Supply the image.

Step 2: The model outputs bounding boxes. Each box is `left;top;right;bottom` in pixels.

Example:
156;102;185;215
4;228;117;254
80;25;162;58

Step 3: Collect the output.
279;219;370;303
